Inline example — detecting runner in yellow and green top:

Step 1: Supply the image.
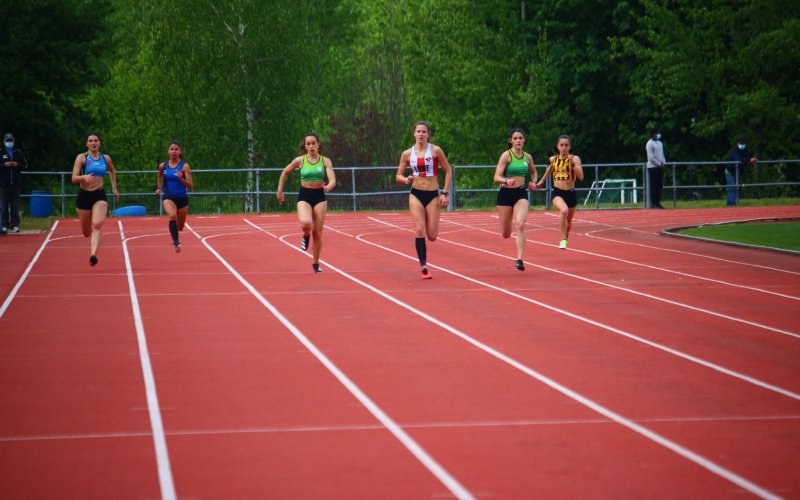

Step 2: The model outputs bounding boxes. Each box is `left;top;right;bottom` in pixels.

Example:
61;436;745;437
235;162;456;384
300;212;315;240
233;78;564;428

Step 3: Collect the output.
494;128;538;270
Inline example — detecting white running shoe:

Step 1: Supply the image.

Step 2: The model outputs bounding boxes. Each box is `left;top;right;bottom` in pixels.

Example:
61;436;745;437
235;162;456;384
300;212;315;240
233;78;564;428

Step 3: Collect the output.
559;239;568;249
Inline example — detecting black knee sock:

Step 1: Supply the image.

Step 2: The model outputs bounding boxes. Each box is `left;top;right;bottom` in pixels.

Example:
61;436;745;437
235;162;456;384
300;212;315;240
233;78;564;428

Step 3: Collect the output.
169;220;179;243
415;237;427;266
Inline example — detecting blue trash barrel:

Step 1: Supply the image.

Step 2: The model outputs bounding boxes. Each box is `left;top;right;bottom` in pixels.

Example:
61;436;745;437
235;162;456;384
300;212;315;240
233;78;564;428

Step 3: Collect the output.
112;205;146;216
30;190;51;218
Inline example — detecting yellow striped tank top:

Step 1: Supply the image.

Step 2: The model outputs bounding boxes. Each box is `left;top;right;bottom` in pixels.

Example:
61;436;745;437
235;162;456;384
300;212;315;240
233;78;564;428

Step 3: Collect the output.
551;155;575;181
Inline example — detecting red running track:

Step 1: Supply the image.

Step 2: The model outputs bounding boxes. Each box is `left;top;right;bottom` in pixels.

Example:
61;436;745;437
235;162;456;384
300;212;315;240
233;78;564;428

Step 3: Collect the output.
0;206;798;499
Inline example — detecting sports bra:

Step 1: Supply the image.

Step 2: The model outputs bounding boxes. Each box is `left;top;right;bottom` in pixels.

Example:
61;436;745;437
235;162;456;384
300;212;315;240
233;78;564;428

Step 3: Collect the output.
504;149;529;177
409;144;438;177
84;153;107;177
300;155;326;183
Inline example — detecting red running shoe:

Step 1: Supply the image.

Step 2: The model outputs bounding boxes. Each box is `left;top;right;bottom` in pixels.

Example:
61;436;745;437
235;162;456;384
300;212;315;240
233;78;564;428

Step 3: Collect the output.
421;267;432;279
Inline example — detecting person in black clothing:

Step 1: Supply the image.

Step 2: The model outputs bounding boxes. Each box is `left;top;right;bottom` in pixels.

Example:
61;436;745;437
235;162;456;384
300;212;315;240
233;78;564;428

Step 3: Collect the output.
725;136;757;206
0;133;27;234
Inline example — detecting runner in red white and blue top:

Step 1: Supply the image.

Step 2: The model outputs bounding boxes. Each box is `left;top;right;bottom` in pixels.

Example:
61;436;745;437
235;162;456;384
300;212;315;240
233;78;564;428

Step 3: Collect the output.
155;141;193;253
395;121;453;280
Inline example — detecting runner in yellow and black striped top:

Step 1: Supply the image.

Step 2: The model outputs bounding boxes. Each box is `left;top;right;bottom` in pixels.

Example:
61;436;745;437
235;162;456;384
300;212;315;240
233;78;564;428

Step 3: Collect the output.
534;134;584;249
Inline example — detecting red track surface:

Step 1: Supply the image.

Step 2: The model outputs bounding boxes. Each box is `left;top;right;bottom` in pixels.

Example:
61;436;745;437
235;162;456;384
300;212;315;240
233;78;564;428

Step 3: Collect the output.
1;206;798;499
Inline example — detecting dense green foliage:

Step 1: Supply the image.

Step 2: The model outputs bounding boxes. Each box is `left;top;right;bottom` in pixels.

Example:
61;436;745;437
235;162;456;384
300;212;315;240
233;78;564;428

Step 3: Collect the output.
3;0;799;176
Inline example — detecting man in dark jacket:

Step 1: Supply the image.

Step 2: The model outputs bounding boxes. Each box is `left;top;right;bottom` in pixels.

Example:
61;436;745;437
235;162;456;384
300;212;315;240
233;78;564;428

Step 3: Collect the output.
0;133;28;234
725;136;757;206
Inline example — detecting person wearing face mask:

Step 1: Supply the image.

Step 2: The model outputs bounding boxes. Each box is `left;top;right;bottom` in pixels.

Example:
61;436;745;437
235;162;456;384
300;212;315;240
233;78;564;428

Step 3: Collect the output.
725;136;757;206
0;133;28;235
645;127;666;209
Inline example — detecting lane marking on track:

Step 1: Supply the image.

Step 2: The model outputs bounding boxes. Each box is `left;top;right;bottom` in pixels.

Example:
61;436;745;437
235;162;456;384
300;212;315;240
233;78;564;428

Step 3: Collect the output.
364;217;800;399
5;413;800;442
438;218;800;339
453;217;800;301
118;221;176;500
0;220;59;319
243;218;278;238
271;224;782;499
582;223;800;276
185;223;474;500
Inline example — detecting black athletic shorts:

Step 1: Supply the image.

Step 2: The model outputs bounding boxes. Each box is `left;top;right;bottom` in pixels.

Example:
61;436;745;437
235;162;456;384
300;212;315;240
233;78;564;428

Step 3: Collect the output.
163;195;189;210
410;188;439;207
76;188;107;210
496;186;528;207
551;187;578;208
297;187;326;208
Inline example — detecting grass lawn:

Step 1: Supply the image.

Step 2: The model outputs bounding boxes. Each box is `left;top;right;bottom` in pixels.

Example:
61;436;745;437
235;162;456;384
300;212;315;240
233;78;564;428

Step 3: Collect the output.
680;222;800;251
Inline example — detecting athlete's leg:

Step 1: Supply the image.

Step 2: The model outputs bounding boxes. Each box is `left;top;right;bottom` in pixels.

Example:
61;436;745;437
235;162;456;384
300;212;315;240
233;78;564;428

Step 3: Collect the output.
424;197;441;241
566;206;577;240
176;205;189;231
310;201;328;265
552;196;569;243
497;205;513;239
77;209;92;238
90;200;108;258
163;199;180;245
409;195;429;270
512;199;530;260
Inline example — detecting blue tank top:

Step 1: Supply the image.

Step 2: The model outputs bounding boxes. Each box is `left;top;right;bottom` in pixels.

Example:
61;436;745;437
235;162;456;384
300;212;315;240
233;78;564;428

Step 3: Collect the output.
84;153;107;177
163;160;188;197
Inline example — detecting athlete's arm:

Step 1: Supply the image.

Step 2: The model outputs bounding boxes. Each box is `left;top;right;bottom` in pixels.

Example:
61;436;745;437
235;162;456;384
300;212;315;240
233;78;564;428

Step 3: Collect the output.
178;163;194;190
493;151;513;186
526;153;538;189
105;154;120;203
323;157;336;192
536;157;554;189
71;154;91;185
572;155;584;181
155;162;165;195
396;149;413;184
276;156;302;204
435;145;453;207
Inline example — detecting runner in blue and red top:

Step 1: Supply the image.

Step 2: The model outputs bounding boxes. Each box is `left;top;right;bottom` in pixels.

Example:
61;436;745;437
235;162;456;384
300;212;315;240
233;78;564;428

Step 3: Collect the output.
395;121;453;279
155;141;193;252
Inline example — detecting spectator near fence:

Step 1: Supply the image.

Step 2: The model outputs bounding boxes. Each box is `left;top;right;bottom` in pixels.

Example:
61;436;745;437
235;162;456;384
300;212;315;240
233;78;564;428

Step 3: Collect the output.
645;127;666;209
725;136;757;206
1;133;27;234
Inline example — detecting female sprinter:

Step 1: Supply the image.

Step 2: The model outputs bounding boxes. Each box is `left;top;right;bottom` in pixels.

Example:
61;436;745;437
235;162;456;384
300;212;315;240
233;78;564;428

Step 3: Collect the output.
534;134;584;249
71;133;119;266
155;141;193;252
395;121;453;279
276;132;336;273
494;128;537;270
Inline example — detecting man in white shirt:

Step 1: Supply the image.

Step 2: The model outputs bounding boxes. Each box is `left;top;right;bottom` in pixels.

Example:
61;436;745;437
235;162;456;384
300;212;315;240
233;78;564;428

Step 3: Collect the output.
645;127;666;209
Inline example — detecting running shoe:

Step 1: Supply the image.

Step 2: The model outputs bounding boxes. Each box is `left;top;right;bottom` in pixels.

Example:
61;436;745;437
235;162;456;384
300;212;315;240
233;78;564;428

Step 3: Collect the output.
301;234;310;251
9;227;19;233
515;259;525;271
559;239;568;249
312;263;323;273
421;267;432;279
175;242;182;253
89;255;98;266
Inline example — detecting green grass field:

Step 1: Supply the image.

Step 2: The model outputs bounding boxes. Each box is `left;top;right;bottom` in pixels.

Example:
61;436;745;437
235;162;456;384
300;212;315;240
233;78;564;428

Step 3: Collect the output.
680;222;800;251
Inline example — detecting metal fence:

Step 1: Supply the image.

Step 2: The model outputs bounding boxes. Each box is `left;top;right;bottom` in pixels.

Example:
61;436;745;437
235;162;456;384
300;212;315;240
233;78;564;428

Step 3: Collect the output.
20;159;800;217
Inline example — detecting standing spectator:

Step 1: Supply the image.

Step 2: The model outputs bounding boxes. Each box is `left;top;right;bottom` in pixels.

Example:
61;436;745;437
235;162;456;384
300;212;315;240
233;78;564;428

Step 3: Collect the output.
0;133;27;234
725;136;757;206
646;127;666;209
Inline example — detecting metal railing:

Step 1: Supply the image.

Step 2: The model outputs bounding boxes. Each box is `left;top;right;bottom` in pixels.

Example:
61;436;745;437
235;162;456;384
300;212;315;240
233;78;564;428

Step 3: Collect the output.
19;159;800;217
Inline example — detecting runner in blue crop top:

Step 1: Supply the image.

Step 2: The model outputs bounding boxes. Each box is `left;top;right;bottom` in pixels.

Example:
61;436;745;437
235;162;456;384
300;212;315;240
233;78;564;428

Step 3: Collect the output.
493;128;538;271
156;141;193;252
71;133;119;266
276;132;336;273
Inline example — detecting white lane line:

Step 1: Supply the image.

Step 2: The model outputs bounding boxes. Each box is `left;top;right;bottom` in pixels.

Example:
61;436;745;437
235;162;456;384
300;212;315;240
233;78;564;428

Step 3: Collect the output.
438;218;800;340
583;223;800;276
243;218;278;237
281;228;780;499
186;224;474;500
0;220;59;319
118;221;176;500
456;218;800;301
365;217;800;399
5;413;799;443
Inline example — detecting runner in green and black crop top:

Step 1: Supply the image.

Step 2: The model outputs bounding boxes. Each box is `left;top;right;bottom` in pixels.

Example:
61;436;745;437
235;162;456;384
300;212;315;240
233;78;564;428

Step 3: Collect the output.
493;128;538;270
277;132;336;273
